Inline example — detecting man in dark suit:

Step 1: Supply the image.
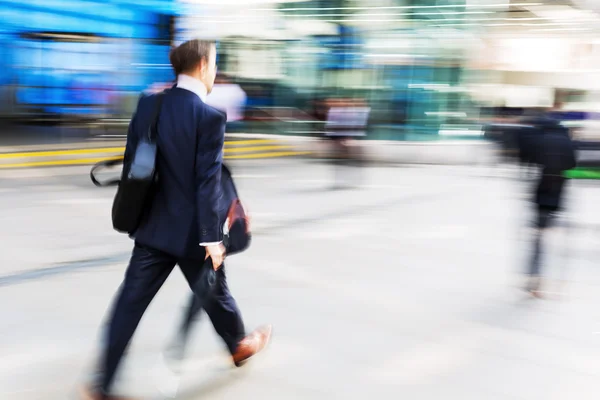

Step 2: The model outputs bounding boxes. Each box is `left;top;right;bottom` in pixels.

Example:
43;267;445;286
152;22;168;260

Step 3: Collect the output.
82;40;271;400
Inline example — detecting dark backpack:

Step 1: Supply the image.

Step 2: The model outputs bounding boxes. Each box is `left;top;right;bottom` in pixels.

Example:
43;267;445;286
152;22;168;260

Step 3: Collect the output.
517;116;577;172
540;132;577;174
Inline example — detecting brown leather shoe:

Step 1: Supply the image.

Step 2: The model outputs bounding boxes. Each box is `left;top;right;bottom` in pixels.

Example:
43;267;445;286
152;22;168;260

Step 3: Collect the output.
232;325;272;367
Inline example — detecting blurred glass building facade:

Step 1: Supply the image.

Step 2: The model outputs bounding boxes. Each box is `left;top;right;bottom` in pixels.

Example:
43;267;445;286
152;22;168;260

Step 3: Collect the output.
176;0;600;140
177;0;490;139
2;0;600;140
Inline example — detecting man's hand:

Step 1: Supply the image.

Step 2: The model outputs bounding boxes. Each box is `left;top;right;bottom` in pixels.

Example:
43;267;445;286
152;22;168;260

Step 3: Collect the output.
205;243;225;271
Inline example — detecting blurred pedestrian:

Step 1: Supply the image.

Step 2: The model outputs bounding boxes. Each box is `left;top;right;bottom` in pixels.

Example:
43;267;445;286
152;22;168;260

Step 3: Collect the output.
324;97;370;188
519;112;576;297
81;39;271;400
205;73;247;132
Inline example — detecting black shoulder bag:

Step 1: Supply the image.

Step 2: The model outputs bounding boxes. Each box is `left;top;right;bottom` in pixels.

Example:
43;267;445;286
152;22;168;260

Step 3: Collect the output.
110;92;165;234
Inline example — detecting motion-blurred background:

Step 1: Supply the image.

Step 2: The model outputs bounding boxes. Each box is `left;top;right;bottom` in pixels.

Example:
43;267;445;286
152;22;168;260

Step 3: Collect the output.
3;1;600;400
1;0;599;143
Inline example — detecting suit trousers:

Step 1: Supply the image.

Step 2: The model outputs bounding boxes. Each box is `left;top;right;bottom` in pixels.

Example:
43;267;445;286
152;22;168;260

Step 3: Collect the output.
97;242;245;395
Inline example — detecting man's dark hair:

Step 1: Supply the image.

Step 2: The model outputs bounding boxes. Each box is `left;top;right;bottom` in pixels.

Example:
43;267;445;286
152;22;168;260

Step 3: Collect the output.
169;39;215;76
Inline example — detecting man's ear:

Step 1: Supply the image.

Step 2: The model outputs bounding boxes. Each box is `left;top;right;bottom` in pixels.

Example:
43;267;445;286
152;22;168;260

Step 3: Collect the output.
199;58;208;75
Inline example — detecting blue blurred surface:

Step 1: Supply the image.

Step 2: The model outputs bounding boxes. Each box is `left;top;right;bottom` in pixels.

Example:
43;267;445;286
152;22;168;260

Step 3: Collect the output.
0;0;177;116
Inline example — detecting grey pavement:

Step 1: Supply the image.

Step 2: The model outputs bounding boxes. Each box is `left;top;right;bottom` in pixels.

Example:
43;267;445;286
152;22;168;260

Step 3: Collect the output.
1;160;600;399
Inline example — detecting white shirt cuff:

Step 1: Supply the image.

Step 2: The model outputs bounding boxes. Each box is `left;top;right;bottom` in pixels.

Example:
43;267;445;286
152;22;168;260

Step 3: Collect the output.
200;242;222;246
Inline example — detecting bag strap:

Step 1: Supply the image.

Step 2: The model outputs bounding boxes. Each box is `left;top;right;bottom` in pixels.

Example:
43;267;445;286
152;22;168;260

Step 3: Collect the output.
90;157;124;187
90;91;166;187
148;91;166;142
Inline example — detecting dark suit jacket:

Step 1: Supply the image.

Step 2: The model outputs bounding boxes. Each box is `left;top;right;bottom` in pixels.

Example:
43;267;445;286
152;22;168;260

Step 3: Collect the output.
124;87;227;260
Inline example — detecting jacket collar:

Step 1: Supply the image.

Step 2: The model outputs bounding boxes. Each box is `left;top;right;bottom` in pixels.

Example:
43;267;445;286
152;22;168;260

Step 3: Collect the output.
176;74;208;102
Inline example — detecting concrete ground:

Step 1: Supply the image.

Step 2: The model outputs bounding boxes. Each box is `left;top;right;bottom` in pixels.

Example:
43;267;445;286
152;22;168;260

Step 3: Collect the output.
1;160;600;400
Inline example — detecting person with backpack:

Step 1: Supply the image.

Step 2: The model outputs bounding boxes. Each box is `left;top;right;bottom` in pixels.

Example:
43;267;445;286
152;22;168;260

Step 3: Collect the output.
81;39;271;400
518;112;577;297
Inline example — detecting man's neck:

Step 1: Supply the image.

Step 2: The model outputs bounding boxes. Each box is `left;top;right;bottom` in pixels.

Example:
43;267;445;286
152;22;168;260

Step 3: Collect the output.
177;74;208;102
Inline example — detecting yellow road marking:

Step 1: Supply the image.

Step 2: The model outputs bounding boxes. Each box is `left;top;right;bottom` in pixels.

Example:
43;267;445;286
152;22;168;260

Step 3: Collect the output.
0;147;125;159
0;140;280;159
226;151;311;160
0;156;124;169
225;145;292;154
225;139;278;146
0;151;311;168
